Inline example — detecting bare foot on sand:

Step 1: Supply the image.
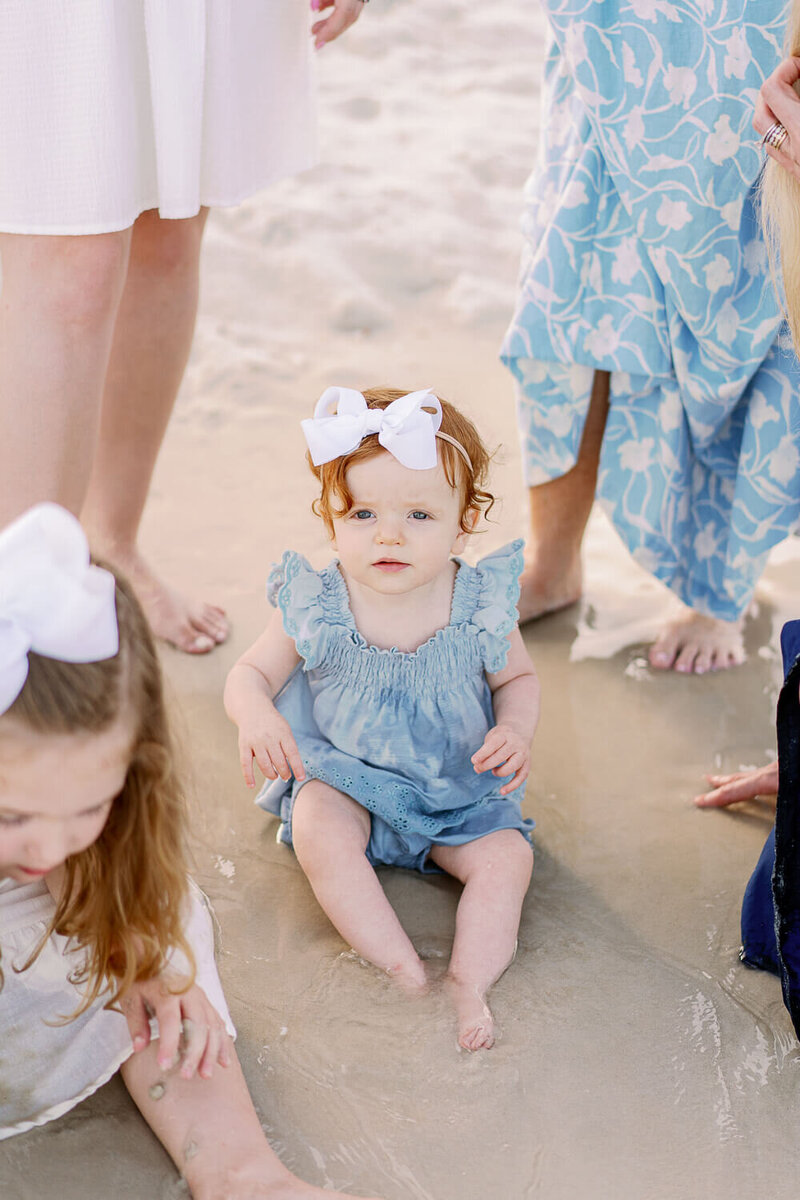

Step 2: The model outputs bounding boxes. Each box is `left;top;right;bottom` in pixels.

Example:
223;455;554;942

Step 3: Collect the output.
445;977;496;1051
648;610;744;674
517;556;582;624
99;544;229;654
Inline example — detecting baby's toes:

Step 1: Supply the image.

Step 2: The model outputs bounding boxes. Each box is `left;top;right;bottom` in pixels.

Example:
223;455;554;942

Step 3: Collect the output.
458;1019;496;1052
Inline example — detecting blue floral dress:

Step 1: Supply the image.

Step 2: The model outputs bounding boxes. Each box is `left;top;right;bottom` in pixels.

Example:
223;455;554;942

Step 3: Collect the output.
256;541;534;872
501;0;800;621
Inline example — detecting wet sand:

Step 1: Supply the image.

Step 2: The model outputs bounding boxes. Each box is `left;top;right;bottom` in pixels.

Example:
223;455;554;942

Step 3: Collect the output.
2;1;800;1197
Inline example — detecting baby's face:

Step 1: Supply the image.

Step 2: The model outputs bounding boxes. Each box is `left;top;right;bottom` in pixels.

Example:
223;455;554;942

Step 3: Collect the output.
332;450;471;597
0;718;132;883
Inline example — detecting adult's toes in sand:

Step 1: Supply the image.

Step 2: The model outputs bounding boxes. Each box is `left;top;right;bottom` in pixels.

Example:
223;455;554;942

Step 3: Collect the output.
107;548;229;654
648;611;744;675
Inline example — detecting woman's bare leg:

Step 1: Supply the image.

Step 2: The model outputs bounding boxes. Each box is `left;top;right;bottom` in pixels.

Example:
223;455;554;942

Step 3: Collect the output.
291;781;427;990
430;831;533;1052
121;1042;383;1200
521;368;746;672
0;230;132;522
518;369;609;623
81;208;228;654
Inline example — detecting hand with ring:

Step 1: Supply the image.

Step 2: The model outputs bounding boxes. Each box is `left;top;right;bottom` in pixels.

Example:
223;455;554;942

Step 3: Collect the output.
310;0;367;50
754;55;800;181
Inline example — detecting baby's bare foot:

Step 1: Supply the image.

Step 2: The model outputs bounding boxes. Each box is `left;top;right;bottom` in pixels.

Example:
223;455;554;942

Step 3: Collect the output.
96;543;229;654
517;557;582;624
444;977;496;1051
648;610;744;674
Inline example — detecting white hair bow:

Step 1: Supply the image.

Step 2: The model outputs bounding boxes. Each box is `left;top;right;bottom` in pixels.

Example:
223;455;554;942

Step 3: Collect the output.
302;387;443;470
0;503;119;715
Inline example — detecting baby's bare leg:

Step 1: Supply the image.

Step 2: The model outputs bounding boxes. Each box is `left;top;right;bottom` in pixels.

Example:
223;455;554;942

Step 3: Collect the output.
292;780;426;989
430;831;533;1051
121;1042;383;1199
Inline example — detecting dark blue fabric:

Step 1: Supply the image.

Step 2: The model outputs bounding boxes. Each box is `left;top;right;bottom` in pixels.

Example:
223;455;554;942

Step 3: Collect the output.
740;620;800;1039
740;827;779;973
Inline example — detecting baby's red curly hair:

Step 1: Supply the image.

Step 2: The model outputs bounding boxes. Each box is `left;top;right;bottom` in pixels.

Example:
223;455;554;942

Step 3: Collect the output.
309;387;496;537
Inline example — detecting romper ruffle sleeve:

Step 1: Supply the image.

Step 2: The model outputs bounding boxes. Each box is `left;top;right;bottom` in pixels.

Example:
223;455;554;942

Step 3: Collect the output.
257;541;533;873
460;539;524;673
267;551;332;670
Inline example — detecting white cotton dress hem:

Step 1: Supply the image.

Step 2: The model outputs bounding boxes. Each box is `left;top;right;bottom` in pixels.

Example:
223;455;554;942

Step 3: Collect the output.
0;0;316;236
0;164;316;236
0;875;235;1141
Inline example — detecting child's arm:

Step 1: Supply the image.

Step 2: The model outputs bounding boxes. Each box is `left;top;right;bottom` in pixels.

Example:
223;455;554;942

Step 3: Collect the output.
472;628;540;797
43;870;231;1079
120;975;232;1079
223;609;305;788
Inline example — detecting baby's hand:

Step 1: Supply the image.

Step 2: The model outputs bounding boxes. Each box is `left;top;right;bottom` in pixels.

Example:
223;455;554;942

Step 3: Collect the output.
121;976;231;1081
238;709;305;788
471;724;530;796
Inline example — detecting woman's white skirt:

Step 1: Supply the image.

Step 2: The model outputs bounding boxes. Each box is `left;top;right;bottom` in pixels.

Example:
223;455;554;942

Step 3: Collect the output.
0;0;316;234
0;875;235;1139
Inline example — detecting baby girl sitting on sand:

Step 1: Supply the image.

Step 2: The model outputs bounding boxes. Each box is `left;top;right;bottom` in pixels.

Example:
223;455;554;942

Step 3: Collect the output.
225;386;539;1050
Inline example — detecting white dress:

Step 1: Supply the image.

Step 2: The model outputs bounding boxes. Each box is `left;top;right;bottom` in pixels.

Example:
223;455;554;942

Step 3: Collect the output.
0;875;235;1139
0;0;315;234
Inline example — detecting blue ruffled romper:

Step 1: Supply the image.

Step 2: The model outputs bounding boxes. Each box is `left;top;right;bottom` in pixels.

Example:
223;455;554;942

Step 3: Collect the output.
256;540;534;873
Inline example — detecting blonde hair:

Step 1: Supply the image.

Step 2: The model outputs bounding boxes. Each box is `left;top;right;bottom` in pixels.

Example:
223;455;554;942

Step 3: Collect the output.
760;8;800;349
309;387;496;537
0;570;194;1017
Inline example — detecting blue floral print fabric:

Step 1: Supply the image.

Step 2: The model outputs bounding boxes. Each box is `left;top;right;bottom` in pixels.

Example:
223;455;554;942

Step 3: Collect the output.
255;543;534;873
501;1;800;620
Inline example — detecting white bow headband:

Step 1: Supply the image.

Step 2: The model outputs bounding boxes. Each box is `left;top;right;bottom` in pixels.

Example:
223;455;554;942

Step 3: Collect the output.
0;503;119;716
301;387;473;472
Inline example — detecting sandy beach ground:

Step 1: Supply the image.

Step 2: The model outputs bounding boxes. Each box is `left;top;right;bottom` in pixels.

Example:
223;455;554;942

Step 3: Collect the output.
3;1;800;1197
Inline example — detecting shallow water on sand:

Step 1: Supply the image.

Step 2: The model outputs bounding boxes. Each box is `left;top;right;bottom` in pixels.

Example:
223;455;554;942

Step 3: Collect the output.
3;0;800;1195
4;515;800;1200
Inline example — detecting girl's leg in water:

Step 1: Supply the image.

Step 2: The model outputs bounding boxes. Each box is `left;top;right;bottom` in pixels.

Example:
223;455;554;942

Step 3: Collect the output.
430;830;533;1052
291;780;427;991
520;368;745;673
81;207;228;654
121;1043;384;1199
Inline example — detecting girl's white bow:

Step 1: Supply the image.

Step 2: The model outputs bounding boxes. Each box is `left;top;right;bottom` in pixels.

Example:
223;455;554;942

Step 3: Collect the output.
0;503;119;715
302;387;442;469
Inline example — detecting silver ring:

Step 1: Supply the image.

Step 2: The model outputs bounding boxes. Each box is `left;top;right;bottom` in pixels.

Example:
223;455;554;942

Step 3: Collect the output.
762;120;789;151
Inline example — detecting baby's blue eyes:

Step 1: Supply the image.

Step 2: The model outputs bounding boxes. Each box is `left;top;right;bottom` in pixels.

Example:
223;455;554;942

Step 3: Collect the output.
349;510;430;521
0;813;27;828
